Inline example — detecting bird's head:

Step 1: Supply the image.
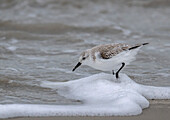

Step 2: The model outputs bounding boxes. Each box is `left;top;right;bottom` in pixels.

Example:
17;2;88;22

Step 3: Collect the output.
72;51;90;71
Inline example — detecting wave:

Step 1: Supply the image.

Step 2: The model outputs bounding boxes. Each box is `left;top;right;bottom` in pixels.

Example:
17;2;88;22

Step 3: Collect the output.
1;73;170;118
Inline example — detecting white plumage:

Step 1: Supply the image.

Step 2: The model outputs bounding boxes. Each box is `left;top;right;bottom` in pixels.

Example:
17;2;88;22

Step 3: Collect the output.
73;43;148;78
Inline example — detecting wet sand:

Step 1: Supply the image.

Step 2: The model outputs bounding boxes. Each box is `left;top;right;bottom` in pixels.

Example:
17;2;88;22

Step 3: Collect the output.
8;100;170;120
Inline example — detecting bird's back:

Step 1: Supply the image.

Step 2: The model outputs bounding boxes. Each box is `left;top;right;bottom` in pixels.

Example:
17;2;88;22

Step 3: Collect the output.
90;43;131;60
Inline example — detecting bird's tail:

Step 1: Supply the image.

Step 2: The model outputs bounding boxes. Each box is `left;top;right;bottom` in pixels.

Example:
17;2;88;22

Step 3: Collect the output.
129;43;149;50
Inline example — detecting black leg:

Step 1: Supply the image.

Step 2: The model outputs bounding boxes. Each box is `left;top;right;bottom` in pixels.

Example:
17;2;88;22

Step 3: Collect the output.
112;70;115;75
116;62;125;79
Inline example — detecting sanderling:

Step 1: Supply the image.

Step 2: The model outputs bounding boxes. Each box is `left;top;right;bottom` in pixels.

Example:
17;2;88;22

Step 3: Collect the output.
72;43;148;78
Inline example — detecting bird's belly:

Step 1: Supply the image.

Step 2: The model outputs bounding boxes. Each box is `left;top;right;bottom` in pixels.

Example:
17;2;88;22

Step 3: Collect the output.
90;54;136;71
89;61;120;71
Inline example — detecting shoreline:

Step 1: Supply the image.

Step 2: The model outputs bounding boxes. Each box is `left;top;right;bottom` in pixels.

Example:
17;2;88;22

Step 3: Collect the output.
7;100;170;120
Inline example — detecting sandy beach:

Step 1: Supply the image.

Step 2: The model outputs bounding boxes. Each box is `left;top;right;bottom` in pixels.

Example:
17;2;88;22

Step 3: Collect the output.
8;100;170;120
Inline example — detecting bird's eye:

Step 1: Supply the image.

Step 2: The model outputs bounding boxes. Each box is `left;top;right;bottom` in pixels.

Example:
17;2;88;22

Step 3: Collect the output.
82;57;86;60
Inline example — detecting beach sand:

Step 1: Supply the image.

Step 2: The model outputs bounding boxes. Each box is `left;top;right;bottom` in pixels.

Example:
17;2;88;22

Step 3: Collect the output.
8;100;170;120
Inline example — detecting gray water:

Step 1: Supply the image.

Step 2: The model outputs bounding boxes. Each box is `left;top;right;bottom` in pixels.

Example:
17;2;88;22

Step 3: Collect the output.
0;0;170;105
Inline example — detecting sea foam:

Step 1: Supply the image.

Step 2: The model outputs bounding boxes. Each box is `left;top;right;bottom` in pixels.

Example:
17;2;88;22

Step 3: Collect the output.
0;73;170;118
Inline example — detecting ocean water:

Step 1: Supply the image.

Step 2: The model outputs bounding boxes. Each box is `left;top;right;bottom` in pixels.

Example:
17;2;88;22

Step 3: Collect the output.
0;0;170;118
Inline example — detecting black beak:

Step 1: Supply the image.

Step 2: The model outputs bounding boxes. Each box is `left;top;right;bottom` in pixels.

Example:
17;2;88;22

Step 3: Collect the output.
72;62;82;71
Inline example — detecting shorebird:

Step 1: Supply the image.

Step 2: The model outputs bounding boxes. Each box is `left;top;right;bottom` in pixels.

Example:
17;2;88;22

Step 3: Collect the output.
72;43;148;78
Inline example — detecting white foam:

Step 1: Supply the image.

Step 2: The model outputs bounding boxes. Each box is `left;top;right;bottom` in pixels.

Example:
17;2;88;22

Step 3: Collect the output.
114;26;131;36
7;46;17;51
1;73;170;118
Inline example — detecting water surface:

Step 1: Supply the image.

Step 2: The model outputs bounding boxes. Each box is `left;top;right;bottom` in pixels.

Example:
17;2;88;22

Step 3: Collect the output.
0;0;170;104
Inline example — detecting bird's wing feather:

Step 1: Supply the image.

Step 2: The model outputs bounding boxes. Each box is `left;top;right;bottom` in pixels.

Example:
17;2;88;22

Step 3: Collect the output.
99;44;130;59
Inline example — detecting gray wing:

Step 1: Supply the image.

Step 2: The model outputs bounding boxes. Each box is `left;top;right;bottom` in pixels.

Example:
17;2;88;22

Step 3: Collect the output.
100;44;130;59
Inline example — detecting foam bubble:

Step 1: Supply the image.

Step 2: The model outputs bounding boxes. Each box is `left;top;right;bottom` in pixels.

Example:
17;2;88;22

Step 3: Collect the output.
1;73;170;118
